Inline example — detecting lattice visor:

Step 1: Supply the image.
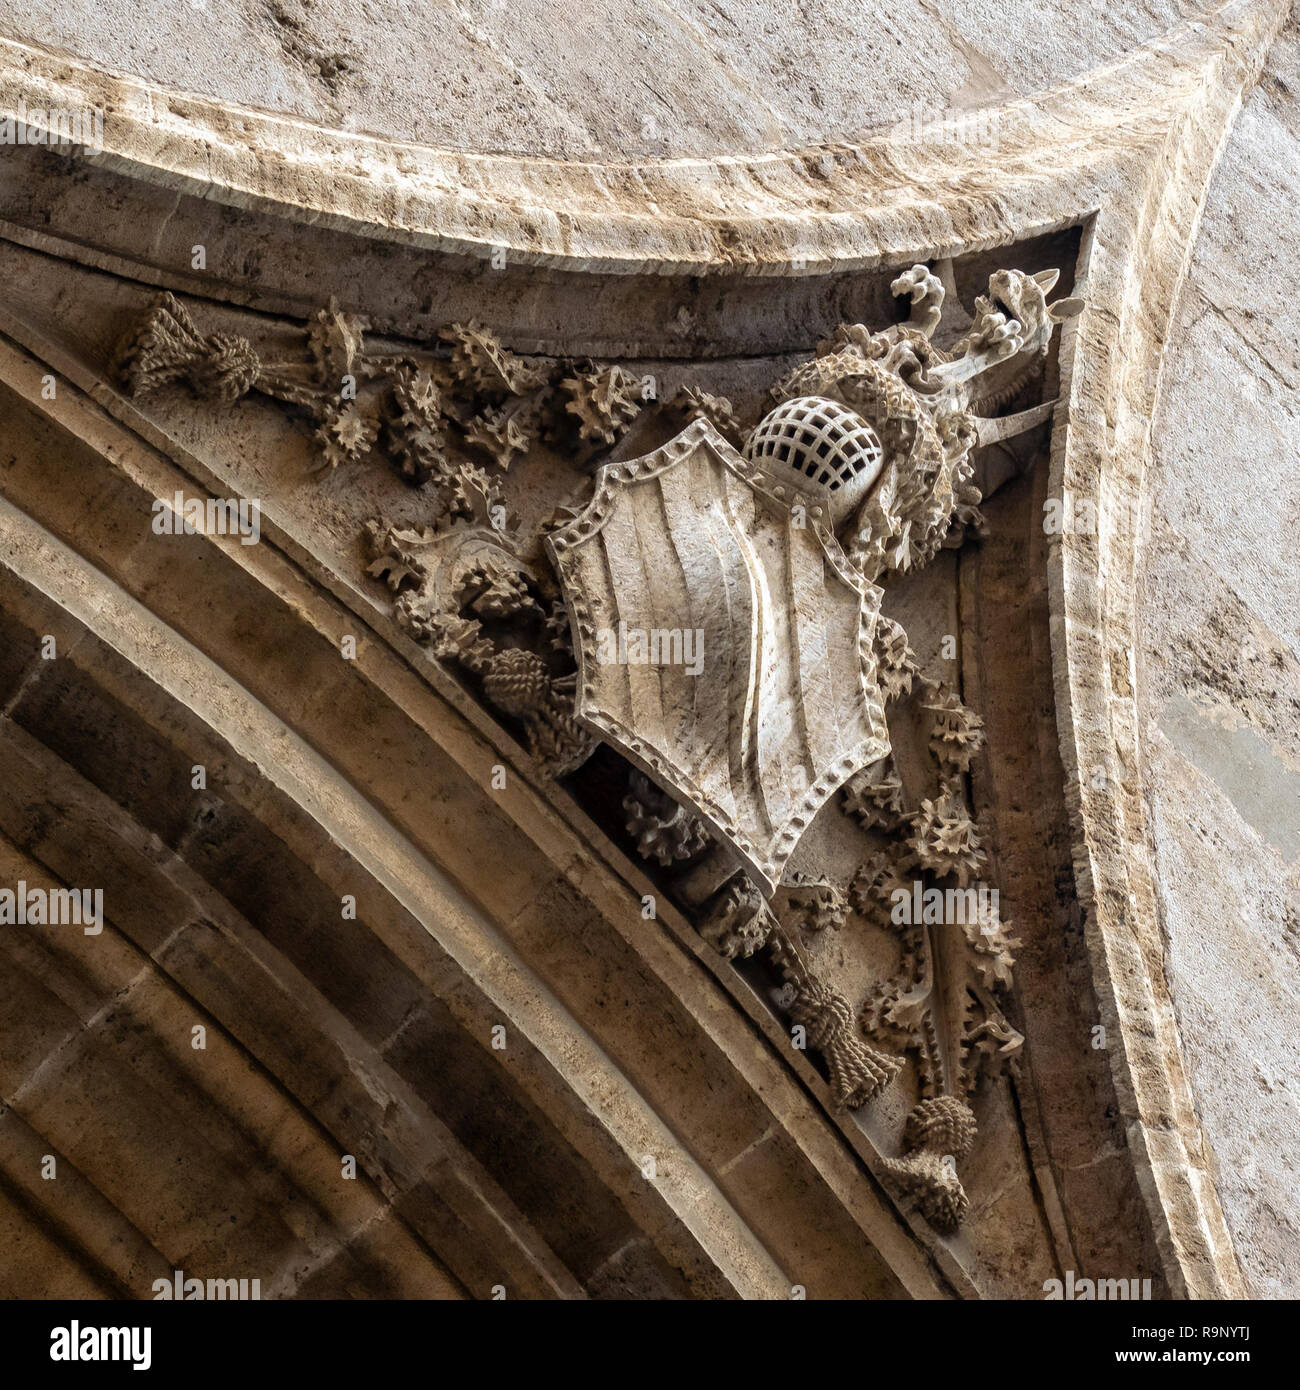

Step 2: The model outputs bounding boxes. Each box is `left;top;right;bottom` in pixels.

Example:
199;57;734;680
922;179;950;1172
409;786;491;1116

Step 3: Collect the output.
745;396;884;525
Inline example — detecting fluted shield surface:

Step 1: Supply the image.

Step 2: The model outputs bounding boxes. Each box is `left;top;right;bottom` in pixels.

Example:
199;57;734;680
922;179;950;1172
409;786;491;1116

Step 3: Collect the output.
546;419;891;894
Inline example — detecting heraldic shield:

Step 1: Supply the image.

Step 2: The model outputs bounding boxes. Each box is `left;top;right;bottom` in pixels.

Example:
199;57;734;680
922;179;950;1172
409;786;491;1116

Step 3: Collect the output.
546;418;891;896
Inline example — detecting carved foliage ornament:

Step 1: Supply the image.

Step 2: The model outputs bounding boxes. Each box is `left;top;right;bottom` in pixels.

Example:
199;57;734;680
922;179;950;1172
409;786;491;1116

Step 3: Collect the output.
113;262;1081;1232
116;293;647;527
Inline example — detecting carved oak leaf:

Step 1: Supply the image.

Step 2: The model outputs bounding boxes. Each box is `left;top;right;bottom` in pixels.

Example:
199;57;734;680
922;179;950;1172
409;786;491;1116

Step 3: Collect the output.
391;363;442;426
314;402;379;471
699;876;772;961
382;364;450;486
923;686;987;773
962;1002;1025;1093
908;794;986;885
464;408;531;470
962;906;1021;991
561;364;642;445
775;874;848;934
850;849;915;920
363;520;439;592
873;616;918;704
439;320;546;397
623;771;710;866
672;386;744;446
544;598;576;656
308;297;369;385
459;560;535;621
842;766;907;834
410;611;495;667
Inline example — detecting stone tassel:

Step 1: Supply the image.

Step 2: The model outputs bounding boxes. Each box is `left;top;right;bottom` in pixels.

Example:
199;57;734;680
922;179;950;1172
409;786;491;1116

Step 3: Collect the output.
116;291;262;403
882;1096;978;1231
770;923;902;1109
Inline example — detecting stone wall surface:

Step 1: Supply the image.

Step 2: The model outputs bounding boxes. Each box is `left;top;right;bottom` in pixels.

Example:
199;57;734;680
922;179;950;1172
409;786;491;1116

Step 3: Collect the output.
0;0;1296;1302
1137;15;1300;1298
0;0;1202;157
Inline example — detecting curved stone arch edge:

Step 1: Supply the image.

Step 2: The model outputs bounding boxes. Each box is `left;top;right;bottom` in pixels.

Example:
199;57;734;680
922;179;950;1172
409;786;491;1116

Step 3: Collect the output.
0;200;1220;1296
1043;28;1276;1293
0;479;798;1301
0;1;1281;276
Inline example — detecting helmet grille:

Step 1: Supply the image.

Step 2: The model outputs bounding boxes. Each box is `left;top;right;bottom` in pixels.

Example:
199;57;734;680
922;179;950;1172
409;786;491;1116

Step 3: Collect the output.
745;396;883;493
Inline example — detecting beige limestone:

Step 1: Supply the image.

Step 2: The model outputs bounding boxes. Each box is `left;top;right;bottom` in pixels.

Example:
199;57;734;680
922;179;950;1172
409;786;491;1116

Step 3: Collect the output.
0;0;1294;1302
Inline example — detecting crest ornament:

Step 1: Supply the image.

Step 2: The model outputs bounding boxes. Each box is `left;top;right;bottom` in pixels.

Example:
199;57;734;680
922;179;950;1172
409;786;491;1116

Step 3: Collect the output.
114;258;1082;1229
546;417;891;895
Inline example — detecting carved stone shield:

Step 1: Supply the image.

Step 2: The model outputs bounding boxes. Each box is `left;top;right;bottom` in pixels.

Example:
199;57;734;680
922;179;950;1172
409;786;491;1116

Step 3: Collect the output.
546;418;891;895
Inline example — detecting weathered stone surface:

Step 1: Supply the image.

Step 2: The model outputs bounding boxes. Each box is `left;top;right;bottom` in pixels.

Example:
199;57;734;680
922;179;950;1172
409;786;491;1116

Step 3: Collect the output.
1137;17;1300;1297
0;0;1294;1305
0;0;1199;159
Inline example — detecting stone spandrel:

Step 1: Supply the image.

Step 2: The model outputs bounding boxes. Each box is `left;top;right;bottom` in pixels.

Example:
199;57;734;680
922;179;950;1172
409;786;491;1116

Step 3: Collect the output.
0;0;1291;1302
107;256;1076;1232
